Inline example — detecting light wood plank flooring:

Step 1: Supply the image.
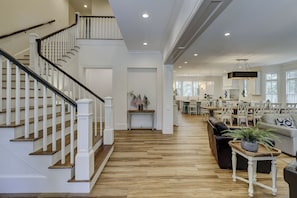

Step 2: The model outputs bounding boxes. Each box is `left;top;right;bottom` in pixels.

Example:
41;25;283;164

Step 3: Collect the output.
1;113;293;197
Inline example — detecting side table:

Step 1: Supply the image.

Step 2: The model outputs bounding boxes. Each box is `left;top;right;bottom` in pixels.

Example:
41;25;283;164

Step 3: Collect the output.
127;110;155;130
229;141;281;197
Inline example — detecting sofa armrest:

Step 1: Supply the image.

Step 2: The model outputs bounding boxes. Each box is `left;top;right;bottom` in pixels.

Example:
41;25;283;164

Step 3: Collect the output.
258;122;297;138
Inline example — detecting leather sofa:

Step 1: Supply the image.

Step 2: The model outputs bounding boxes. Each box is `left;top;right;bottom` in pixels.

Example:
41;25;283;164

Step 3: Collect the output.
207;117;272;173
258;113;297;156
284;159;297;198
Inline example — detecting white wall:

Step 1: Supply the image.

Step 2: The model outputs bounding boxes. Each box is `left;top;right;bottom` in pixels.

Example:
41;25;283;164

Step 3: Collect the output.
0;0;69;55
127;68;157;129
92;0;114;16
85;69;112;98
77;39;163;130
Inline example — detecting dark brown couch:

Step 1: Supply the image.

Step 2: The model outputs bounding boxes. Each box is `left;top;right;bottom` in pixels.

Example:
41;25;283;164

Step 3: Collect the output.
207;117;272;173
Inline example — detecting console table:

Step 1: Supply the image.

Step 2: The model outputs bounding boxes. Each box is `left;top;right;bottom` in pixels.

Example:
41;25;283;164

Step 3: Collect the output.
229;141;281;197
127;110;155;130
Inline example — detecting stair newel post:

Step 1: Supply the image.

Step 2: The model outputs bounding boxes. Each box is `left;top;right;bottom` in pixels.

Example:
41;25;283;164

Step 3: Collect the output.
75;12;80;41
75;99;95;180
29;33;39;73
103;97;114;145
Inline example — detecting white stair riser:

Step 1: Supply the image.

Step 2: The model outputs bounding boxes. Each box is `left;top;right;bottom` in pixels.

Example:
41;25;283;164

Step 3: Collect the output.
0;105;63;125
32;124;77;155
1;97;52;109
1;88;52;97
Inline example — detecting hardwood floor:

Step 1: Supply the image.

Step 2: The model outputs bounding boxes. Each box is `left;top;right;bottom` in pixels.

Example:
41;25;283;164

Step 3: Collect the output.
0;113;293;197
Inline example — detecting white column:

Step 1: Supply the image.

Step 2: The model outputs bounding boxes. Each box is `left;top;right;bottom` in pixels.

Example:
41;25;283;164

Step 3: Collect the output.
162;64;174;134
29;33;39;72
104;97;114;145
75;99;94;180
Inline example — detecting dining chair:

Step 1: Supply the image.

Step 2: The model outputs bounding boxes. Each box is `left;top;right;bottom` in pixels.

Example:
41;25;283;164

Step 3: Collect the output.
248;102;265;126
217;103;233;126
283;103;297;114
232;103;249;127
268;103;282;114
200;100;210;121
188;100;198;115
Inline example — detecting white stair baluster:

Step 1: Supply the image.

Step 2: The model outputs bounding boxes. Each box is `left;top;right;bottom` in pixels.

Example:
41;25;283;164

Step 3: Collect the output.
52;93;56;151
70;104;75;164
0;55;2;112
94;97;97;136
15;66;20;125
6;59;11;125
34;79;39;138
24;73;30;138
42;86;47;151
61;99;65;164
100;101;103;137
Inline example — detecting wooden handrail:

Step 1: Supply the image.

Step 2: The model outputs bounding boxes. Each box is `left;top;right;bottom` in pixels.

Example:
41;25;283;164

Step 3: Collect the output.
0;20;55;40
37;14;105;103
0;48;77;107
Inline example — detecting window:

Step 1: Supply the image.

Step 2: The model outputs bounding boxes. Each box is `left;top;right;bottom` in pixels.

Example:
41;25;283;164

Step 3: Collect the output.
175;80;214;97
286;70;297;103
265;73;278;102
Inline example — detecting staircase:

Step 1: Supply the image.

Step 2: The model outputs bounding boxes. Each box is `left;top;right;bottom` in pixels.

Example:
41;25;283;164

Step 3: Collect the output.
0;13;118;193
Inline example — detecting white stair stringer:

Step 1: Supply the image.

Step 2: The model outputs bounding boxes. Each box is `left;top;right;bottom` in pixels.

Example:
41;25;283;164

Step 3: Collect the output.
0;126;88;193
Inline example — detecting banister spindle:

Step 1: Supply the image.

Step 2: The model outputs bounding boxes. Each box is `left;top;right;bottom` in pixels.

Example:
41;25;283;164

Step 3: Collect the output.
0;55;3;112
15;66;20;125
34;79;39;138
42;86;47;151
99;101;103;137
24;73;30;138
61;99;66;164
70;104;75;164
94;97;98;136
52;93;57;151
6;59;12;125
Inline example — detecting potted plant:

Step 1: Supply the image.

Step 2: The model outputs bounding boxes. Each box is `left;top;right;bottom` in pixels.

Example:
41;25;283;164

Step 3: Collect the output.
222;124;277;152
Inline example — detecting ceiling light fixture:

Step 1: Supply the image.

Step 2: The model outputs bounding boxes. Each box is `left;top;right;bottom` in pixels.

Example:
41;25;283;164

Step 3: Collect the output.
143;42;148;46
194;53;198;56
228;59;258;79
84;4;88;8
184;61;188;64
224;32;231;37
142;13;149;18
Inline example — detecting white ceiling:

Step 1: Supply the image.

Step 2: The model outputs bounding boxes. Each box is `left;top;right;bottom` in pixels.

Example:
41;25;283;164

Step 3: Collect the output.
70;0;297;77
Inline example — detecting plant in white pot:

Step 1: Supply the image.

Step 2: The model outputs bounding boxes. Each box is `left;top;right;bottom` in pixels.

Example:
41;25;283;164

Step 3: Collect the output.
223;124;277;152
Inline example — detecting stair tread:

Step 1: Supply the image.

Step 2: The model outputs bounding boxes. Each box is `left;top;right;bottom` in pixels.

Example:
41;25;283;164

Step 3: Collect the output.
10;118;73;141
30;131;78;156
0;103;62;114
68;144;112;182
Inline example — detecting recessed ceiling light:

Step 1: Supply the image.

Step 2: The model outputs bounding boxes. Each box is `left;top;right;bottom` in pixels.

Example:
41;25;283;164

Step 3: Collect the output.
194;53;198;56
142;13;149;18
143;42;148;46
178;66;182;69
224;32;231;37
184;61;188;64
84;4;88;8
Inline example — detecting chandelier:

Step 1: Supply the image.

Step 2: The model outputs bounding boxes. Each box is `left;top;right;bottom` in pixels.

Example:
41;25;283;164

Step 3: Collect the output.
227;59;258;79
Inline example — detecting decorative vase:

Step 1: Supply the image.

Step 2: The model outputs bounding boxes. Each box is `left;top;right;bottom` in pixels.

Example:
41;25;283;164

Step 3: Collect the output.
241;140;258;152
138;104;143;111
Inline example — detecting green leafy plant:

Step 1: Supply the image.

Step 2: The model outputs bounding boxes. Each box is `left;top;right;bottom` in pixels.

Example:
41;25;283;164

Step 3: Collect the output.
222;124;278;150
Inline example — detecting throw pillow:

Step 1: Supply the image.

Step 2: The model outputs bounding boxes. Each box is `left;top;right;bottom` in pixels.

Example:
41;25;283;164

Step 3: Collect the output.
261;114;276;125
275;117;295;128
